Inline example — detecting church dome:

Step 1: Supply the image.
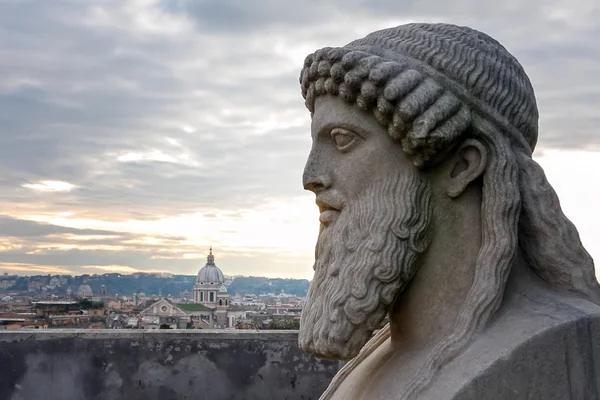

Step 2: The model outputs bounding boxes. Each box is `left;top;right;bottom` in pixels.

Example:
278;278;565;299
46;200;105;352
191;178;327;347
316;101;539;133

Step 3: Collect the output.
196;247;224;284
218;284;228;293
77;280;93;297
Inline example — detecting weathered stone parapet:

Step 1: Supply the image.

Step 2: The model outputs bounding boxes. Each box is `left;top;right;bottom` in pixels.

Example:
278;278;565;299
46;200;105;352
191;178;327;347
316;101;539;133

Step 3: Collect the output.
0;329;343;400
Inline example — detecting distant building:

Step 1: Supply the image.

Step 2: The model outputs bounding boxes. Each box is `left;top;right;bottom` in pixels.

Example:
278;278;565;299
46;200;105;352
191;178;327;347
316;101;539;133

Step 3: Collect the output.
179;290;193;300
31;300;80;318
191;248;242;327
139;297;242;329
107;299;123;310
194;247;225;303
87;308;105;317
28;281;45;292
119;248;257;329
48;276;62;288
0;279;16;289
77;280;93;298
138;298;191;329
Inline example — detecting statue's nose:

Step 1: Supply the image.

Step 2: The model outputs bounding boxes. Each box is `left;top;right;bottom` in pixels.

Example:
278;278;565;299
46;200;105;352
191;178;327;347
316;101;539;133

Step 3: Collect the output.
302;150;331;193
303;175;331;193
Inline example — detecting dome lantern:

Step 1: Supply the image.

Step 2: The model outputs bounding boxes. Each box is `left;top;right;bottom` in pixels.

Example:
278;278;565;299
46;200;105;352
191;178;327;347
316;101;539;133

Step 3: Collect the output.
196;247;225;285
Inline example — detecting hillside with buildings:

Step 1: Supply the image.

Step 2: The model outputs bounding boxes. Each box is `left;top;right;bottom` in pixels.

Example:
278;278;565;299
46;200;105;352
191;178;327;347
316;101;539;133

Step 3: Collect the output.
1;248;306;330
0;270;309;298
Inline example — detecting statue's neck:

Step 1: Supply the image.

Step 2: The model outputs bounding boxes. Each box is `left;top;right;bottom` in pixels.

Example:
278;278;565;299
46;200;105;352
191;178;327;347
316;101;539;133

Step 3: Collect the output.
388;184;482;351
388;184;548;353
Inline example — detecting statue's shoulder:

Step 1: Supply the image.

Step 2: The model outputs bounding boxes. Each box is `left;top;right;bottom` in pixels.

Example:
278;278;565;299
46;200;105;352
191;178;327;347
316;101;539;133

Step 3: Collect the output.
323;292;600;400
429;292;600;400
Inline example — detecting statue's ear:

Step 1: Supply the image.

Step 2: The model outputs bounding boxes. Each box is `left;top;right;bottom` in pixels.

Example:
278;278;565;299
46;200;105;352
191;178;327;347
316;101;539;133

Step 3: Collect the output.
447;139;487;198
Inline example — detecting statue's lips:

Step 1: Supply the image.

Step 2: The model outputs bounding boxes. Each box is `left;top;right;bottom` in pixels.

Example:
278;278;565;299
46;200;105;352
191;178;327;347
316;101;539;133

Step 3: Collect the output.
319;209;339;225
316;197;342;226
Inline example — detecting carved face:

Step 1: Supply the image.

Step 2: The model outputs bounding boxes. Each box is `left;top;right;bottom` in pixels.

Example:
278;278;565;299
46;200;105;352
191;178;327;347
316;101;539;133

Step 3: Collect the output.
299;95;433;360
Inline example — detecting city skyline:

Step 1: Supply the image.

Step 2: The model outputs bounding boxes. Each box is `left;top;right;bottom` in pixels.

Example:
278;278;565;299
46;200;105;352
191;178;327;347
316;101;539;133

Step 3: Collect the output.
0;1;598;279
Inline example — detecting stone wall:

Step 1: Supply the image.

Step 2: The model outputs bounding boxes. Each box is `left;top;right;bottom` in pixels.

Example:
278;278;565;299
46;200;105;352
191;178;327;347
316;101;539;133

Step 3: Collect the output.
0;330;342;400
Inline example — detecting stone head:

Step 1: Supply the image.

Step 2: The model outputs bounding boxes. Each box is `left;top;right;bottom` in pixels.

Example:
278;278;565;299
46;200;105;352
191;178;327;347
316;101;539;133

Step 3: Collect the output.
298;23;600;361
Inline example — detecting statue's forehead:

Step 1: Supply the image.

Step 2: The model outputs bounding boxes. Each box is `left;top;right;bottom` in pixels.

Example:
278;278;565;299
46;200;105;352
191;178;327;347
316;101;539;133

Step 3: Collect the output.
311;96;383;138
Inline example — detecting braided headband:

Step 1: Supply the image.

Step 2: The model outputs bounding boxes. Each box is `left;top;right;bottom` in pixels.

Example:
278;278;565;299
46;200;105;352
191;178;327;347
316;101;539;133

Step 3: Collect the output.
300;46;533;167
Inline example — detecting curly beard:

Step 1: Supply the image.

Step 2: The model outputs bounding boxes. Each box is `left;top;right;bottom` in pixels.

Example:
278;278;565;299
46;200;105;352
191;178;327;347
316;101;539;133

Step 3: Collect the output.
299;172;432;360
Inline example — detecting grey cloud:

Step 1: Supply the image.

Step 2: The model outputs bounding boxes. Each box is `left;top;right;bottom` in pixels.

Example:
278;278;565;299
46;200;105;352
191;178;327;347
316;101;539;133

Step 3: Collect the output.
0;215;122;238
158;0;336;34
0;0;314;219
0;215;185;242
0;215;202;274
0;248;199;273
0;247;313;278
0;214;311;276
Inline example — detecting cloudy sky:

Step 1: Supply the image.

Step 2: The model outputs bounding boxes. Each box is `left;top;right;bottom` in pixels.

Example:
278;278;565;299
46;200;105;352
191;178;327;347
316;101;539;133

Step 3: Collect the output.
0;0;598;279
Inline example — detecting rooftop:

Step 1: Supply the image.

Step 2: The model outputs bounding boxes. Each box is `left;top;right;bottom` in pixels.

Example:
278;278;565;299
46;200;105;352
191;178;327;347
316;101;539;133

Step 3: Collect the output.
178;303;213;312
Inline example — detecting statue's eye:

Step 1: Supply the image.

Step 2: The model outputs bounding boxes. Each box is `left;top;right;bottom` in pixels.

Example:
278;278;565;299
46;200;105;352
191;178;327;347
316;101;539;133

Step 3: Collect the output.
330;128;358;151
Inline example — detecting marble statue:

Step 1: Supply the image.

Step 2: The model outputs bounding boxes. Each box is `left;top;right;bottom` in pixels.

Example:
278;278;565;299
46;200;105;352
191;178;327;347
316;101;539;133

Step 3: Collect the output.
298;23;600;400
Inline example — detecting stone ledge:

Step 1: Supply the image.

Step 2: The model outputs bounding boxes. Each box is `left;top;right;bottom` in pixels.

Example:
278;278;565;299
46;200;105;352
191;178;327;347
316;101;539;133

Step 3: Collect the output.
0;329;341;400
0;329;301;342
